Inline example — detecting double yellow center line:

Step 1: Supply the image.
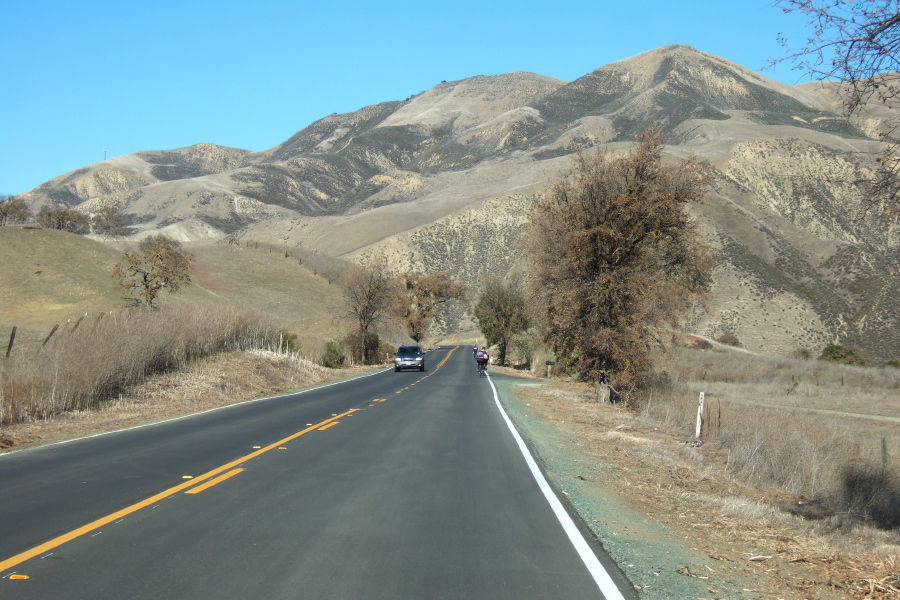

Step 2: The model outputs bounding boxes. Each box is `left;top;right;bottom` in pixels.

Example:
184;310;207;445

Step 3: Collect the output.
0;409;356;574
2;347;461;575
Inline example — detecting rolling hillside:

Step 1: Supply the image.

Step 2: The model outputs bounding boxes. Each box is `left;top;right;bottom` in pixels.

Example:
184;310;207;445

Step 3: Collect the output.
15;44;900;360
0;228;345;352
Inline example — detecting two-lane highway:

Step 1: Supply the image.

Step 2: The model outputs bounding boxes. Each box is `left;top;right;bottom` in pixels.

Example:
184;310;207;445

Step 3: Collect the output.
0;346;632;599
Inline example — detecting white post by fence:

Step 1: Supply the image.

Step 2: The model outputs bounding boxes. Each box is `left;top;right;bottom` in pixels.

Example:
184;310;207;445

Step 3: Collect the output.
695;392;705;439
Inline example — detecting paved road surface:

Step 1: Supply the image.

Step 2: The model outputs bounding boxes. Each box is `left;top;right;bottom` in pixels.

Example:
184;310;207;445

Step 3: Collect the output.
0;346;632;599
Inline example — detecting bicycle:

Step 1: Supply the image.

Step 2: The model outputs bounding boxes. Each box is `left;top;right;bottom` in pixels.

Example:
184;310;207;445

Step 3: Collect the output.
477;360;487;377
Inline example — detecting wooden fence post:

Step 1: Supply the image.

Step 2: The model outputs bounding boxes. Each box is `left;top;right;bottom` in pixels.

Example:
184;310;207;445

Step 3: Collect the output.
40;324;59;350
5;326;16;359
70;313;87;333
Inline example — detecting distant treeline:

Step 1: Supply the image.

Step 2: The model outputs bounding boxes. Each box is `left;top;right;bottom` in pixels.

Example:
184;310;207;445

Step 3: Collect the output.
227;238;351;284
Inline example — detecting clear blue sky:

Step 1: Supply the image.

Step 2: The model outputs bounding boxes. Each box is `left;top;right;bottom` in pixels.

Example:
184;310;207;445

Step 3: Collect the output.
0;0;814;195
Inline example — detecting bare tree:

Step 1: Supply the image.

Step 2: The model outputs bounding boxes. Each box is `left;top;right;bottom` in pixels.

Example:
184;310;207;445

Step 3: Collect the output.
342;265;397;364
773;0;900;214
36;205;90;234
473;276;530;366
91;205;135;239
0;195;32;226
396;272;466;343
112;235;194;308
524;126;713;389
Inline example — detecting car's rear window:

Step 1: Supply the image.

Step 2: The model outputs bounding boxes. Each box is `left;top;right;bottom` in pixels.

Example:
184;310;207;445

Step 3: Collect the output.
398;346;421;354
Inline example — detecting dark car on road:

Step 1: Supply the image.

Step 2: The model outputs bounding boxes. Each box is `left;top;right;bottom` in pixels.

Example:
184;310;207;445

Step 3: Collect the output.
394;345;425;372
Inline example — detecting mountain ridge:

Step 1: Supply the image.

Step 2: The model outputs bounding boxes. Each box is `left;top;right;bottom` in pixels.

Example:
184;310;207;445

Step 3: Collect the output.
15;44;900;361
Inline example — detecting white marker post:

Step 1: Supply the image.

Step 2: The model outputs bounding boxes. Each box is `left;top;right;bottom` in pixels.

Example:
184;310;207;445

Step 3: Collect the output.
695;392;705;439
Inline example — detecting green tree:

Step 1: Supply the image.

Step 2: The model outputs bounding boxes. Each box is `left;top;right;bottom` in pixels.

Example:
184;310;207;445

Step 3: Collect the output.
112;234;194;308
36;205;90;234
322;339;346;368
473;276;530;366
524;127;713;387
341;265;397;365
774;0;900;214
0;195;32;226
397;271;466;343
819;344;867;366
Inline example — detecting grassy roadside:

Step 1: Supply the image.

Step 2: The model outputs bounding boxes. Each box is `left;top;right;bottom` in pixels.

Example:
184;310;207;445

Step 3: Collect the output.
491;366;900;599
0;350;381;452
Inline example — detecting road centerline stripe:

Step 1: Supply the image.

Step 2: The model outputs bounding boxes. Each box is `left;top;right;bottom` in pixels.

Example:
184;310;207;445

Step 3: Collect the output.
0;409;356;574
184;468;244;495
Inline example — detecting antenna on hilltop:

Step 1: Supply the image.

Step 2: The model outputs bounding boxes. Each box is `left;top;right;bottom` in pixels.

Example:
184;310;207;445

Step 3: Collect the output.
104;150;107;161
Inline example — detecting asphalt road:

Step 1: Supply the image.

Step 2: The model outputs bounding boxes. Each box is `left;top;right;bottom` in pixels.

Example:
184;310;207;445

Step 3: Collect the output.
0;346;632;599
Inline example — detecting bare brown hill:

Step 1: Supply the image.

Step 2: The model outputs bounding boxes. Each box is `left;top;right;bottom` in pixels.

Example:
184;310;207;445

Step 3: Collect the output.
0;229;344;353
16;44;900;361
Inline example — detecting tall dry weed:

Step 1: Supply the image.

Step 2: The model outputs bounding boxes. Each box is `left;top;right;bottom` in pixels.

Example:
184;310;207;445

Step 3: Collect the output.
640;345;900;529
0;305;280;424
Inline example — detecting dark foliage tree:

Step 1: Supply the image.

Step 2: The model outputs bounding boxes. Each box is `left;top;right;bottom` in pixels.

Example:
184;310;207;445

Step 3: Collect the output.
341;265;397;365
774;0;900;215
0;195;33;226
524;127;713;388
91;205;135;238
36;205;90;234
112;234;194;308
473;276;530;366
396;272;466;343
819;344;867;365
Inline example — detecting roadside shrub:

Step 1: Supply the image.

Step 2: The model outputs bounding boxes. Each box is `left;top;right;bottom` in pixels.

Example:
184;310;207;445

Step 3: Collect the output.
511;332;541;369
345;330;382;365
839;462;900;530
879;359;900;369
791;347;813;360
378;339;395;362
819;344;867;366
716;332;741;347
322;340;346;368
279;331;302;354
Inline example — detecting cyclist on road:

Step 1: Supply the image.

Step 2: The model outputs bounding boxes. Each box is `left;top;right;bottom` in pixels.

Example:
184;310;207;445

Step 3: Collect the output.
475;346;490;376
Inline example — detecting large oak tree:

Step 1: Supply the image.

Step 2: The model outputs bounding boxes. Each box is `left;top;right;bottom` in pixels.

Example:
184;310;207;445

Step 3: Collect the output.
112;235;194;309
524;127;713;388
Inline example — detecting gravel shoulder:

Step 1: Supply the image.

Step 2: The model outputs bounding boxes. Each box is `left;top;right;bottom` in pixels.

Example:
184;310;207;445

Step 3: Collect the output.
491;370;880;600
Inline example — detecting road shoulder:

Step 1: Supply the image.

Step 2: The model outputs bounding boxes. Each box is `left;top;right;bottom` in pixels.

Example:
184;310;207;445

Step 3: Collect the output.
491;372;851;600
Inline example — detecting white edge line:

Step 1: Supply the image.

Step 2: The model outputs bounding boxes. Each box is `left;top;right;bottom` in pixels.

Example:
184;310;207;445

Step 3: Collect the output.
0;367;392;458
487;373;627;600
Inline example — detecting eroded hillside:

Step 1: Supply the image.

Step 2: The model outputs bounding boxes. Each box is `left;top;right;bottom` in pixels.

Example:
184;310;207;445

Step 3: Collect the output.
16;44;899;360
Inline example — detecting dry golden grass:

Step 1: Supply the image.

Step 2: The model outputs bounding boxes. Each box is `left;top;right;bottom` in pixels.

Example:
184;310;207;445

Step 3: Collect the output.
0;349;361;452
503;358;900;599
0;229;347;359
643;344;900;521
0;304;283;425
